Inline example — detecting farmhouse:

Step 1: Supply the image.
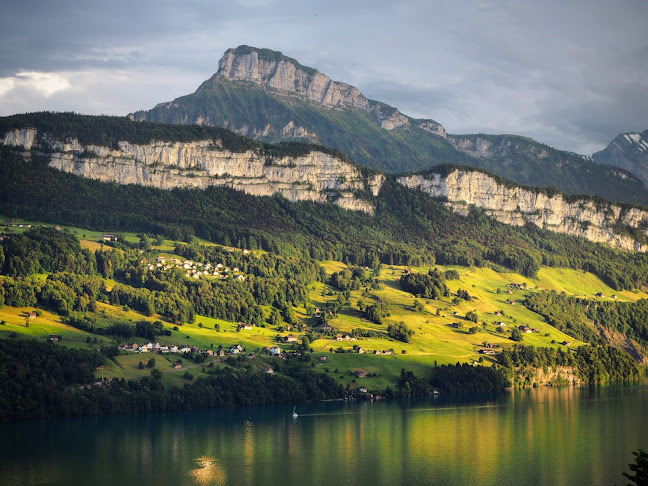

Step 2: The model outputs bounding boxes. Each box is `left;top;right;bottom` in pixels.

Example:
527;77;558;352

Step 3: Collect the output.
230;344;244;354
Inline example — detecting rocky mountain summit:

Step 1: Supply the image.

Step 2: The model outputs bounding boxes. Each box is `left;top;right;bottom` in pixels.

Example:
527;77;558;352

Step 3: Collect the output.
214;46;446;135
131;46;648;206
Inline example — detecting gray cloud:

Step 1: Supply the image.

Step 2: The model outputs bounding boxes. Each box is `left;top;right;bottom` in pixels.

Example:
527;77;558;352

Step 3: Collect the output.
1;0;647;155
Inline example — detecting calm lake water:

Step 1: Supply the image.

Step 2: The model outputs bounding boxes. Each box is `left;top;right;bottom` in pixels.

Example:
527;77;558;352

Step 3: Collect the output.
1;383;646;486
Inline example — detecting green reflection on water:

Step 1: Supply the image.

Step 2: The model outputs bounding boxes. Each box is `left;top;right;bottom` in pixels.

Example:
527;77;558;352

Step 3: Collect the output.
0;383;646;486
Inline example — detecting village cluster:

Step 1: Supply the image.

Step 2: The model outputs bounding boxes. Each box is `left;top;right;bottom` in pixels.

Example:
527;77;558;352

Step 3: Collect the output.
148;256;247;281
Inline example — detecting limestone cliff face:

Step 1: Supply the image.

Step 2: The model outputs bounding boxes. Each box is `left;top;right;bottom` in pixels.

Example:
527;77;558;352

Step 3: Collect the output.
215;46;446;137
2;129;384;214
398;169;648;251
509;366;582;387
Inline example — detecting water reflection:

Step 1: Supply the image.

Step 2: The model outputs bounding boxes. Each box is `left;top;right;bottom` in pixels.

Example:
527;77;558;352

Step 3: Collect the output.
189;457;226;486
0;383;646;486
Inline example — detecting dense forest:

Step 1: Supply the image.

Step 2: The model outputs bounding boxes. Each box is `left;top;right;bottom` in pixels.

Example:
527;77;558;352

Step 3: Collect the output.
498;344;640;384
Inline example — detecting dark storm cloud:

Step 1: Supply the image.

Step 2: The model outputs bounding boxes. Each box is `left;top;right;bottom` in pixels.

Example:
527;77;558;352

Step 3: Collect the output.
1;0;647;154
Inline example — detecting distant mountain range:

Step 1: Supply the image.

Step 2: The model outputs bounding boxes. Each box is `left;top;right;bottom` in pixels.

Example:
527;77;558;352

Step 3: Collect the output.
131;45;648;206
593;130;648;186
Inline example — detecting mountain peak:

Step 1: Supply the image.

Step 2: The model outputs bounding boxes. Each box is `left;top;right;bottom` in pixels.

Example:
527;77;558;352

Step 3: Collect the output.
215;45;369;111
212;46;446;136
218;46;319;78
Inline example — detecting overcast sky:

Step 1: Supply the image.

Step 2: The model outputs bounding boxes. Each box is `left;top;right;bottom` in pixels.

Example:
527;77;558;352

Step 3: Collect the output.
1;0;646;155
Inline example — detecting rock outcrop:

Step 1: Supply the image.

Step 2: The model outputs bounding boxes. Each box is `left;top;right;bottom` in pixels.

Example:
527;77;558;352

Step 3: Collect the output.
2;128;384;214
398;169;648;251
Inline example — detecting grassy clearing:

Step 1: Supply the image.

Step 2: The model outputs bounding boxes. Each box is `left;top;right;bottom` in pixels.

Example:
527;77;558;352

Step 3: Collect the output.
0;305;112;349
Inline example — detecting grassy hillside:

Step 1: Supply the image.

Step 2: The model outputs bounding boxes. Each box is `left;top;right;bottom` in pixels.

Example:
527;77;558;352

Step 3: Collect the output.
3;216;641;391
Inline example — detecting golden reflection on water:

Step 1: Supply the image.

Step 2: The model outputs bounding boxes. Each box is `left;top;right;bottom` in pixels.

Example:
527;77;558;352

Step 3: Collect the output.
189;456;226;486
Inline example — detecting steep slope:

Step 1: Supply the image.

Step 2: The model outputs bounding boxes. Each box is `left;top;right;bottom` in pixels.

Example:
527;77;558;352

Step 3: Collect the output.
130;46;648;205
592;130;648;186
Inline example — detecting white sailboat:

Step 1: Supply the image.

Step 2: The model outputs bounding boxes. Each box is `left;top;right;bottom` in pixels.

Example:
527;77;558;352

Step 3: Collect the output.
292;406;298;418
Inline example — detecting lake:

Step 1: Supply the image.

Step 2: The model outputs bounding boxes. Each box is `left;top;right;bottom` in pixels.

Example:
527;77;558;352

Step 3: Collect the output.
1;383;646;485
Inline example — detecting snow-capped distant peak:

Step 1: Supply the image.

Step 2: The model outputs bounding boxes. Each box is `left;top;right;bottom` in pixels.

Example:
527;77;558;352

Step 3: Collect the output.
623;133;648;152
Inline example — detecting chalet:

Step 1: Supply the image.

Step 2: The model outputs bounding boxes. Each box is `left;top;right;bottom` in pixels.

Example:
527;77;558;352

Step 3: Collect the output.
264;366;274;374
216;349;226;357
137;346;149;353
168;345;179;353
494;311;503;316
496;322;506;327
48;334;61;342
562;340;571;347
54;225;62;231
478;349;496;355
238;323;253;331
354;370;367;378
612;295;618;300
204;349;214;357
179;345;191;353
358;387;368;393
531;328;539;333
319;356;328;361
101;233;119;242
335;334;344;341
247;353;255;359
511;283;525;289
173;362;182;370
269;346;282;356
284;335;299;343
230;344;244;354
355;347;365;354
122;343;139;352
595;292;605;298
321;325;332;332
28;311;37;319
519;325;532;333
